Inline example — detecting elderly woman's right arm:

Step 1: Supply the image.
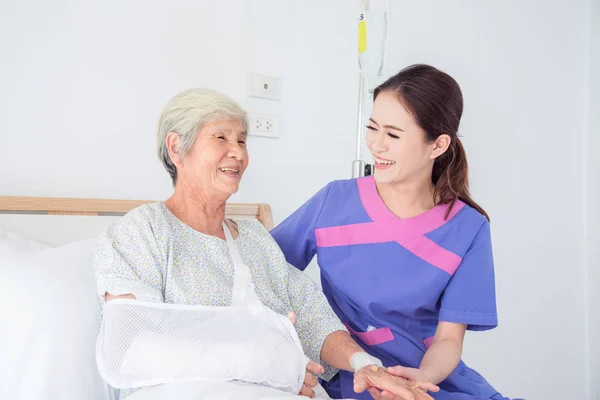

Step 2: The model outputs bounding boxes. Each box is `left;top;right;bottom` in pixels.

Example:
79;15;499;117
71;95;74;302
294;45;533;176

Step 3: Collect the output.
94;208;165;304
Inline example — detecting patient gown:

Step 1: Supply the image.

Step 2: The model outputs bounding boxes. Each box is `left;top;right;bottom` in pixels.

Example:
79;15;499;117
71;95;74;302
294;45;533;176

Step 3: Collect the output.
94;203;345;398
271;176;510;400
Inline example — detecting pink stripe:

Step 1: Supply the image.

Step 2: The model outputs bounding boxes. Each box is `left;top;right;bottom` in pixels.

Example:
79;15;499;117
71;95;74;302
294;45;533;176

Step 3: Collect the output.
423;336;434;348
357;176;395;221
356;176;466;237
399;236;462;275
316;222;398;247
315;177;466;274
344;324;394;346
403;200;466;235
315;222;463;275
315;204;466;248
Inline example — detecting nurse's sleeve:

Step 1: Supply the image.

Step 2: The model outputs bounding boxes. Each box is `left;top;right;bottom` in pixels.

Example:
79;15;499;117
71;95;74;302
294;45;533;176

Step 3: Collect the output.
270;183;332;271
439;220;498;331
93;213;165;305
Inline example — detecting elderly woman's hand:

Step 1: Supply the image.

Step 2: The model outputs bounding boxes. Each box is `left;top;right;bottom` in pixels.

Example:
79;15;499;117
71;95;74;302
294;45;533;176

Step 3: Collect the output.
354;365;439;400
299;360;324;398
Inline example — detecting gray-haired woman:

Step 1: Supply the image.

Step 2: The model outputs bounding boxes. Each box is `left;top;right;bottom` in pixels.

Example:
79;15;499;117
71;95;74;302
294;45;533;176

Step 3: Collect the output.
94;88;438;400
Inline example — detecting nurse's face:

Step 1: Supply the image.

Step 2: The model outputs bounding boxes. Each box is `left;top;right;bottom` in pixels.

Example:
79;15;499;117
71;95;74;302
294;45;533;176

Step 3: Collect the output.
366;91;437;186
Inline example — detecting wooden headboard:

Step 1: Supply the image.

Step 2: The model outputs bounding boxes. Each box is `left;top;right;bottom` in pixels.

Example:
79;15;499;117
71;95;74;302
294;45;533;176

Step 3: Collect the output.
0;196;274;230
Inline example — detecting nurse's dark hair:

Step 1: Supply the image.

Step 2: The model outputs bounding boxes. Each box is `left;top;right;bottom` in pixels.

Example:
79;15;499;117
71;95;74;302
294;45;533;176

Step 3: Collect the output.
374;64;489;221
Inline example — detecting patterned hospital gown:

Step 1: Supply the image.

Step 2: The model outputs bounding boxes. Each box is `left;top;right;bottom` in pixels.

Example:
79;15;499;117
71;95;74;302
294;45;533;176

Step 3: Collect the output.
94;202;346;398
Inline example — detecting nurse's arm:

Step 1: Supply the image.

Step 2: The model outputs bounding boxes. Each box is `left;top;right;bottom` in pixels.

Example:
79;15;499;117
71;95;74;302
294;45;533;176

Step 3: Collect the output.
388;321;467;385
418;321;466;383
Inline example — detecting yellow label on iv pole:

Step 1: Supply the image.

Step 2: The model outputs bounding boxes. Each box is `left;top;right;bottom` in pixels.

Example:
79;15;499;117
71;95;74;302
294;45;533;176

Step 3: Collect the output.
358;12;367;54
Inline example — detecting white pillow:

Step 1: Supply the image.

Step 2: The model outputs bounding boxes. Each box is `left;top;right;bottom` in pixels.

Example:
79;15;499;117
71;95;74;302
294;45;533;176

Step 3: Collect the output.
0;227;49;255
0;239;116;400
0;228;49;256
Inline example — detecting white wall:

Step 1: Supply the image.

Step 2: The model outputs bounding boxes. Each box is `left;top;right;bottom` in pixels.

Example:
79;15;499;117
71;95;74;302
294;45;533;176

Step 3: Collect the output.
0;0;357;210
0;1;592;399
587;0;600;398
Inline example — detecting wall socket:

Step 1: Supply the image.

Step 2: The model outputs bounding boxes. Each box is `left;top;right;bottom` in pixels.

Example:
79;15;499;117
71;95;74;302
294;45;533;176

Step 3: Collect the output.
249;113;279;138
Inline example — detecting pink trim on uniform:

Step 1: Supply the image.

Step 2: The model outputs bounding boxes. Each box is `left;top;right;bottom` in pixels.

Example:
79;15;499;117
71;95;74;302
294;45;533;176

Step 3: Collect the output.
423;336;434;348
344;323;394;346
400;235;463;275
357;176;465;235
315;221;396;246
315;176;465;275
356;176;396;221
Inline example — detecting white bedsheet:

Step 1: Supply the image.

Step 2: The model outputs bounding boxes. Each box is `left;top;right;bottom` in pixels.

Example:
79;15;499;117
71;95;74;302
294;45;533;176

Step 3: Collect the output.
126;380;354;400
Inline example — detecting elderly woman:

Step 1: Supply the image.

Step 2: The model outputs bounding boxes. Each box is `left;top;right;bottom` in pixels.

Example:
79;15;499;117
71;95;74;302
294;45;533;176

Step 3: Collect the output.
94;89;437;400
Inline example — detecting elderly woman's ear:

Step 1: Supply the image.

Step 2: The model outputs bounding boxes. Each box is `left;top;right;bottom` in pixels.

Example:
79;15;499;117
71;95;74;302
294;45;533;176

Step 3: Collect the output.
165;132;183;169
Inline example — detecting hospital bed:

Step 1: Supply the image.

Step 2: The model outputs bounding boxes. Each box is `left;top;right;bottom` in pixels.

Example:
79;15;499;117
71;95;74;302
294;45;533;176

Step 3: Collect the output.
0;195;273;400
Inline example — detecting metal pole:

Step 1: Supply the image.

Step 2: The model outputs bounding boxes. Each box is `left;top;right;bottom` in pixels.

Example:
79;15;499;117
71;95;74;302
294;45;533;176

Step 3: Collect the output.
352;72;366;178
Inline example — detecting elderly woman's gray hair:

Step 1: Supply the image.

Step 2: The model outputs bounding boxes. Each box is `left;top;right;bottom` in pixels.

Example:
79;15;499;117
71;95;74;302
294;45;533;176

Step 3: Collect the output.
156;88;248;185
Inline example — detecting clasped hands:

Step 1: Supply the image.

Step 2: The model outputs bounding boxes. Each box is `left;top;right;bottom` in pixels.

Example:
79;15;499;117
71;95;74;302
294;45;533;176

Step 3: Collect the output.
287;312;438;400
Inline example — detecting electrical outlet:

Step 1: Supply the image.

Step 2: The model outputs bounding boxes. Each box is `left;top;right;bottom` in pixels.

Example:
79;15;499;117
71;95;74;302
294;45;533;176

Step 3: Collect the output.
249;113;279;138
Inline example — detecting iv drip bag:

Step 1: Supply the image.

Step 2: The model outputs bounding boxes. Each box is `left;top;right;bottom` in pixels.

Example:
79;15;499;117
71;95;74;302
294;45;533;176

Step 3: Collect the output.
357;0;390;87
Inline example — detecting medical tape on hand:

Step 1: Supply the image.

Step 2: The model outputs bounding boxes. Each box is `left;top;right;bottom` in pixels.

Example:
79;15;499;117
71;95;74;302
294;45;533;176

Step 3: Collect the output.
350;351;384;372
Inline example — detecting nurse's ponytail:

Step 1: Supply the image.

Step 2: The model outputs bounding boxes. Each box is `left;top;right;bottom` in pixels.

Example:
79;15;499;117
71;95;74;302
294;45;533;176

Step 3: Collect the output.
374;64;489;221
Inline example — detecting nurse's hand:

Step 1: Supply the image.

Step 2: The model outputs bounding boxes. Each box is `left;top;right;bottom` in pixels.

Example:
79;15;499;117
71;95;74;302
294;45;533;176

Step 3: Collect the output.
385;366;430;385
287;311;324;399
354;365;439;400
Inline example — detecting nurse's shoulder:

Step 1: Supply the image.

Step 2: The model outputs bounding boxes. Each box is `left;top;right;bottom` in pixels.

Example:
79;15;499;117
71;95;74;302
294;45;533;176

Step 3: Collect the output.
453;200;491;236
311;177;367;205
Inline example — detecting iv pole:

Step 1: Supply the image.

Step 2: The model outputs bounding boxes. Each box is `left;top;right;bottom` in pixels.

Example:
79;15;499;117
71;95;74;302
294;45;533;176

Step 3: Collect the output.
351;0;389;178
352;72;366;178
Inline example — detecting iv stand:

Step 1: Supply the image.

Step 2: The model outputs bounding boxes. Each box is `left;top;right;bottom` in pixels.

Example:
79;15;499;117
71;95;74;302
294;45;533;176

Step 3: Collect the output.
352;73;366;178
351;0;388;178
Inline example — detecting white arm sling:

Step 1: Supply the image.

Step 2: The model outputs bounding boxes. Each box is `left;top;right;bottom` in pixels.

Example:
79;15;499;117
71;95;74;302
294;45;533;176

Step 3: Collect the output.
95;222;310;394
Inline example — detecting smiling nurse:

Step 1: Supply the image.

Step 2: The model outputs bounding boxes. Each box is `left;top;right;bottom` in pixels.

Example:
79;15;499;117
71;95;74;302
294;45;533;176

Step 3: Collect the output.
271;64;509;400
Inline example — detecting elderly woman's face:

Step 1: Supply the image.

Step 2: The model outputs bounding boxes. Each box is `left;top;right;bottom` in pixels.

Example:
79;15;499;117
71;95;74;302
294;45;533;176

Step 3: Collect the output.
179;119;248;198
